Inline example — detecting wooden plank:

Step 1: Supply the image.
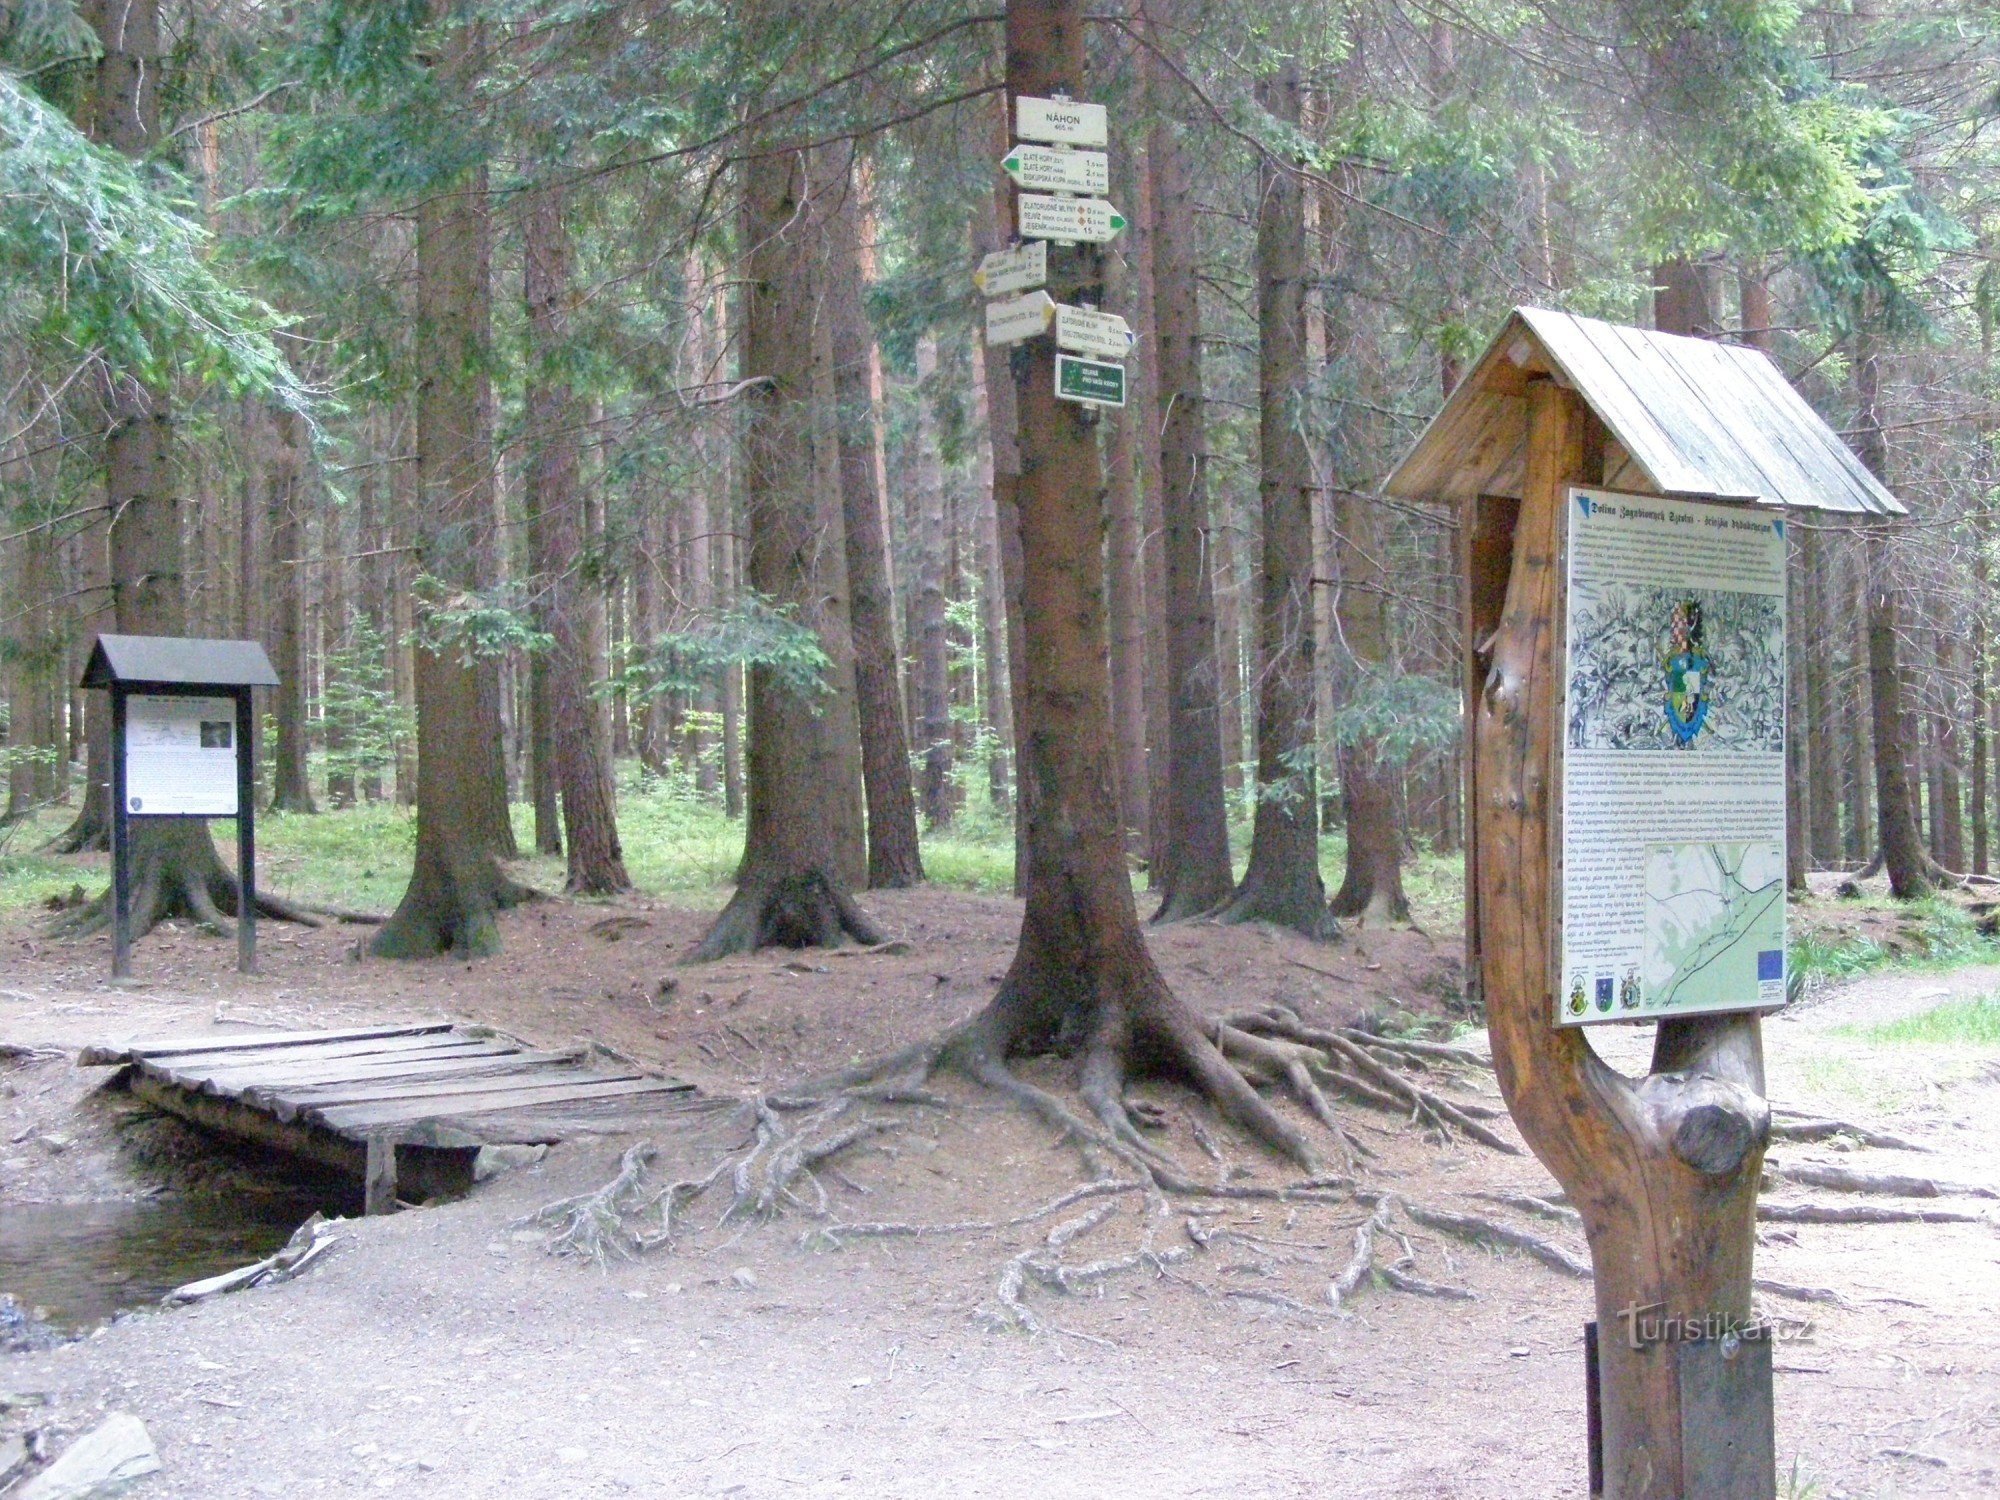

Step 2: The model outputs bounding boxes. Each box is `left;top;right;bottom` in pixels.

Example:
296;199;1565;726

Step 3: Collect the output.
157;1041;532;1094
245;1056;581;1117
1520;310;1718;496
1732;352;1900;514
269;1067;644;1123
314;1078;692;1134
1634;334;1802;505
1599;323;1767;498
130;1030;479;1073
94;1023;452;1066
228;1050;574;1103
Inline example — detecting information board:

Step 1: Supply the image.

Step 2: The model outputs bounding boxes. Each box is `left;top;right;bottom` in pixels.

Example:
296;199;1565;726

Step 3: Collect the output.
1558;489;1786;1025
126;695;239;816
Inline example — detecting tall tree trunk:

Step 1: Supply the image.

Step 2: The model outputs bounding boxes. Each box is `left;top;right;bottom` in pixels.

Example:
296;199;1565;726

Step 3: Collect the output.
1934;631;1966;872
372;16;531;955
1804;527;1840;864
1328;491;1410;922
976;110;1032;891
1147;35;1233;919
1104;147;1149;849
1219;62;1334;938
828;152;923;886
56;0;299;940
914;335;956;829
1127;137;1171;879
971;352;1014;815
1852;339;1931;898
266;406;317;813
523;177;629;895
954;0;1320;1175
1974;542;1991;875
687;143;880;959
1843;536;1871;864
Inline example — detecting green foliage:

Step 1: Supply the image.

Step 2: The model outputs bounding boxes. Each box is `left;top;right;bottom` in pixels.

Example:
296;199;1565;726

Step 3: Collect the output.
317;615;412;788
0;73;305;404
414;580;553;665
1325;674;1461;763
618;593;831;705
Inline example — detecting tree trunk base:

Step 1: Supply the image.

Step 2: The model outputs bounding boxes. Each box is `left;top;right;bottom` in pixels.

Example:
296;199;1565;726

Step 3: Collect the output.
44;798;109;855
50;821;323;942
368;857;536;960
1329;870;1411;925
686;872;885;963
1214;868;1341;941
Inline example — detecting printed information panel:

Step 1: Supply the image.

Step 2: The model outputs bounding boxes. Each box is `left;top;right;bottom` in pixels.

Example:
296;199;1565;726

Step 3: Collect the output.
1558;488;1786;1026
126;695;239;816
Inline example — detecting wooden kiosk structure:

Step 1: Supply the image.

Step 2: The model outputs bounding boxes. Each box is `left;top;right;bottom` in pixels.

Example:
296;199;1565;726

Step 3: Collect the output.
1383;309;1903;1499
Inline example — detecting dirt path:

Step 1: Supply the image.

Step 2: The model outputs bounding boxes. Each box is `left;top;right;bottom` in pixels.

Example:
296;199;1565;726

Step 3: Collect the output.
2;892;1995;1498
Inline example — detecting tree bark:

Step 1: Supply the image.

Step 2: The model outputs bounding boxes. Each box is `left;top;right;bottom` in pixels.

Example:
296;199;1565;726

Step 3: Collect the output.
1104;146;1150;849
688;142;880;959
1147;32;1233;919
826;153;923;886
913;334;955;829
372;15;531;955
1974;541;1991;875
523;176;629;896
266;406;317;813
1803;527;1840;864
1851;340;1932;898
969;343;1014;817
1218;62;1334;938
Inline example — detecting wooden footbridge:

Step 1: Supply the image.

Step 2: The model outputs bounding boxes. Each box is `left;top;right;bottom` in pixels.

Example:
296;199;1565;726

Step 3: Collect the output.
82;1023;694;1212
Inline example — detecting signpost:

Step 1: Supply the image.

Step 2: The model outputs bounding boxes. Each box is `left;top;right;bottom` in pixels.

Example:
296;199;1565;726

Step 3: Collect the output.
1014;94;1108;148
1001;143;1109;196
81;634;279;978
985;289;1056;346
1055;353;1126;408
1016;193;1125;245
973;240;1048;298
1054;303;1134;360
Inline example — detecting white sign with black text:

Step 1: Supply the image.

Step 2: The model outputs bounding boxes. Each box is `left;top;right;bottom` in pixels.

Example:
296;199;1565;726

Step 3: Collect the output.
125;695;239;816
1014;95;1109;148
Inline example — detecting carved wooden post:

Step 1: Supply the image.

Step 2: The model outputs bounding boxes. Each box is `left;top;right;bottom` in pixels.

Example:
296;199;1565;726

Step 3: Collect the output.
1473;379;1773;1499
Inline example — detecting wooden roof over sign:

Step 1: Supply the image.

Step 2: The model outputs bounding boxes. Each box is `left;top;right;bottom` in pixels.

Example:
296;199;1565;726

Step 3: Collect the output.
1382;307;1905;515
80;633;280;690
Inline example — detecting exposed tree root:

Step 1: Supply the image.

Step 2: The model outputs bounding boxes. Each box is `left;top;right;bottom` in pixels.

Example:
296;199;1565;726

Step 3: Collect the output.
1757;1201;1990;1226
50;821;324;942
1399;1202;1591;1277
1768;1114;1931;1152
1767;1162;1994;1200
686;871;885;962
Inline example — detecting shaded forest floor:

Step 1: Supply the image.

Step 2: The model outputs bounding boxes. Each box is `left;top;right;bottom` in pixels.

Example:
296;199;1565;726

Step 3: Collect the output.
0;819;1997;1496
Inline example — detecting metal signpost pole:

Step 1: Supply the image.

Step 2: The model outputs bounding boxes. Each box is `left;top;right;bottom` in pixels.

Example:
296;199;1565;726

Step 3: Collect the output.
236;686;256;974
110;687;132;980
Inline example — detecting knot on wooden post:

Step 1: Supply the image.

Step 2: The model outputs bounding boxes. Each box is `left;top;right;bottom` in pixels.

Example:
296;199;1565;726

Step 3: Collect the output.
1638;1072;1771;1178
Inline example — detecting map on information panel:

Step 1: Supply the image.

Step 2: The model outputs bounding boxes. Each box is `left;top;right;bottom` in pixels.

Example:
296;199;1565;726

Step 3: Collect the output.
1557;489;1788;1026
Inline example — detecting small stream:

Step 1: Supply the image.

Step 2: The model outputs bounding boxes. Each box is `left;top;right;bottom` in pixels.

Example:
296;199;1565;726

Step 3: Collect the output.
0;1189;333;1333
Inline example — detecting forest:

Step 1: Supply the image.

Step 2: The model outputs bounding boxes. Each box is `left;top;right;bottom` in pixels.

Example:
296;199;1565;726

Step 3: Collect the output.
3;1;2000;1497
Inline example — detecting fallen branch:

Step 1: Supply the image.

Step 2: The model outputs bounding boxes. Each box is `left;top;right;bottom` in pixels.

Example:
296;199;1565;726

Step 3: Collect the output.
164;1214;336;1304
1379;1264;1476;1299
1328;1198;1393;1311
1753;1277;1847;1306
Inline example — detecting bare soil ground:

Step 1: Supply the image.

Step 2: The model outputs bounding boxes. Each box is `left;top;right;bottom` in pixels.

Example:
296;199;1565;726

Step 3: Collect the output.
2;887;1996;1499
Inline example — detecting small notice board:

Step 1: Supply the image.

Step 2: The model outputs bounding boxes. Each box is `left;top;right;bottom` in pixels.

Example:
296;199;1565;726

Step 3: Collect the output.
1557;488;1787;1025
80;634;278;978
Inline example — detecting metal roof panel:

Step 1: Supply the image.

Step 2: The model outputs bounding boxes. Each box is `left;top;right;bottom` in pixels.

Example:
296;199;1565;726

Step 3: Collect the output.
80;634;280;689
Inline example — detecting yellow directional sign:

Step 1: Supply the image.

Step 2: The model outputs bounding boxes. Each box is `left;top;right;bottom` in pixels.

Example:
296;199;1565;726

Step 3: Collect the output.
985;290;1056;346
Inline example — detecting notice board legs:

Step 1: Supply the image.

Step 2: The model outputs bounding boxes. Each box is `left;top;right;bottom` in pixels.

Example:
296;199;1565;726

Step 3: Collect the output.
110;689;131;979
236;688;255;973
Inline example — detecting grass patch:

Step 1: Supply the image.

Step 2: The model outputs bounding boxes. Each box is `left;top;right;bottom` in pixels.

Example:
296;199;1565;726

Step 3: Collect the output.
1849;995;2000;1048
1788;895;2000;990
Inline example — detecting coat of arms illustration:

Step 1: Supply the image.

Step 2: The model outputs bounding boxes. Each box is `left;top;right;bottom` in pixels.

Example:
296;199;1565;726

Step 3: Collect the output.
1663;598;1710;745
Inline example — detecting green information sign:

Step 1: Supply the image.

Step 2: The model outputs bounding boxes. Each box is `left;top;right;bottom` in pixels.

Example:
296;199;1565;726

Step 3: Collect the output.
1055;353;1126;408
